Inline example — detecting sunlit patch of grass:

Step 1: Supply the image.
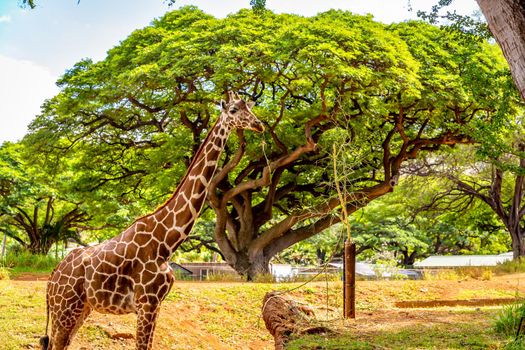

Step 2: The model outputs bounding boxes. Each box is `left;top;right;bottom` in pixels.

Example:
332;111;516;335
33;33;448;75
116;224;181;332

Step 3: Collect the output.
288;311;505;350
0;281;47;350
423;269;465;281
458;289;520;300
422;267;494;281
3;277;525;349
457;267;494;281
83;325;112;344
286;334;372;350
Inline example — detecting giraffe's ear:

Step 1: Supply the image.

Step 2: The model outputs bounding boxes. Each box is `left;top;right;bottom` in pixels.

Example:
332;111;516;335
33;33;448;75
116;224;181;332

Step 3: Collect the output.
220;100;227;111
247;101;255;109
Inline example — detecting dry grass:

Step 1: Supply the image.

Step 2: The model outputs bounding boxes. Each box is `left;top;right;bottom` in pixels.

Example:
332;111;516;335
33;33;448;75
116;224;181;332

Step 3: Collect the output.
2;273;525;349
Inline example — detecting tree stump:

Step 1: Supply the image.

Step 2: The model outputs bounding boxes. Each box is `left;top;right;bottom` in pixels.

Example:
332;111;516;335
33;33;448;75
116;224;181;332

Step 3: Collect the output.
261;291;331;350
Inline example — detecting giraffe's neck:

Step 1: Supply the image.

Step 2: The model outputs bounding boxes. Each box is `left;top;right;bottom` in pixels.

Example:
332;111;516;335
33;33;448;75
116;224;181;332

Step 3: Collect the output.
140;115;232;256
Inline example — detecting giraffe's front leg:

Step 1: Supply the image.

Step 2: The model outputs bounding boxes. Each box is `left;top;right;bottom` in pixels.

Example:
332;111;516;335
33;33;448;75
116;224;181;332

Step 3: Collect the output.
135;301;160;350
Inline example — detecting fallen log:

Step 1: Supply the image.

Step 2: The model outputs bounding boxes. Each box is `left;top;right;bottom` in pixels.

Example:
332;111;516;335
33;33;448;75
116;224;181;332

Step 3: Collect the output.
262;291;332;350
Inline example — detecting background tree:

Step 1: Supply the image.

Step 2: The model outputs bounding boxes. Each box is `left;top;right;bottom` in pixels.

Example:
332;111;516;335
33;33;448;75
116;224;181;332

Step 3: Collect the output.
26;8;519;279
0;142;88;254
350;178;510;266
19;0;265;11
19;0;36;9
408;137;525;259
276;225;342;266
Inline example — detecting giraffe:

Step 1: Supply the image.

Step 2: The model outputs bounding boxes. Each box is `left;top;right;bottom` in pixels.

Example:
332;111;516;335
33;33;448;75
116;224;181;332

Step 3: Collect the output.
40;91;264;350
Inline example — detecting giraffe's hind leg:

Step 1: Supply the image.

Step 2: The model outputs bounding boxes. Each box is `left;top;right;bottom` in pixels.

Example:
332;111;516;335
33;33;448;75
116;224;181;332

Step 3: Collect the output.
49;302;91;350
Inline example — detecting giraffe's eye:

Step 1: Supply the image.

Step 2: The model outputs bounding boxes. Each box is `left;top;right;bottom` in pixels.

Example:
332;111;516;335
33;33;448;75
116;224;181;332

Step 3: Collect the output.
230;108;238;114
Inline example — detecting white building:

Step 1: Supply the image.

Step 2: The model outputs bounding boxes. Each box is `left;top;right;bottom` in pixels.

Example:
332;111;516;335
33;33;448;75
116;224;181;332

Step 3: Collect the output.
414;252;513;268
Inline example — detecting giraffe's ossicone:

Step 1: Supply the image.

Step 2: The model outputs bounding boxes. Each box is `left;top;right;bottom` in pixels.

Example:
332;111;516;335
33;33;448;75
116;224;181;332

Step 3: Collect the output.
40;91;264;350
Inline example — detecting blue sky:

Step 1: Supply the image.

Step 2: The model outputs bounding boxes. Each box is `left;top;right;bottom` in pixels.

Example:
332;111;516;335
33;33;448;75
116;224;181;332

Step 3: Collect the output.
0;0;480;143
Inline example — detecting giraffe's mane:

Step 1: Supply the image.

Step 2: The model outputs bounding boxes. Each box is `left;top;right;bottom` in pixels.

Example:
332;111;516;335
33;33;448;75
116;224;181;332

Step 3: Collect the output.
130;115;223;225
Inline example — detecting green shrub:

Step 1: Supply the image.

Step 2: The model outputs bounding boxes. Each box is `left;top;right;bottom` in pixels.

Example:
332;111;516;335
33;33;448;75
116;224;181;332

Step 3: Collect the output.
493;301;525;349
2;250;60;274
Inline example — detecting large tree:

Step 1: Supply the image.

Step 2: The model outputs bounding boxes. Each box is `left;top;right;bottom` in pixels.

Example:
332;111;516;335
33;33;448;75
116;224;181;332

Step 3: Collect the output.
27;8;518;278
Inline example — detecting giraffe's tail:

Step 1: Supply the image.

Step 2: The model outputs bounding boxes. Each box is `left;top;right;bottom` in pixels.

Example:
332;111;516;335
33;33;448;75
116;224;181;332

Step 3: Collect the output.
39;284;50;350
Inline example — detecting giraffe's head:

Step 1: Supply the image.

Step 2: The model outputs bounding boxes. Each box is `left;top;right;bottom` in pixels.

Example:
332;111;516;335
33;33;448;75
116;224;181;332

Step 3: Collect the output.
220;91;265;133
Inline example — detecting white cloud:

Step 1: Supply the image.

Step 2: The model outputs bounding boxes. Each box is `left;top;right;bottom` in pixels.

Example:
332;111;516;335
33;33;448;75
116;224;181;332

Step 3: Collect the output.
0;15;11;23
0;55;59;143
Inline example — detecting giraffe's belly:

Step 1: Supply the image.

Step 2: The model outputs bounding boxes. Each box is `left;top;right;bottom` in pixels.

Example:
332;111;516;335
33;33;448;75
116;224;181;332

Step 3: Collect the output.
84;271;136;314
84;260;175;314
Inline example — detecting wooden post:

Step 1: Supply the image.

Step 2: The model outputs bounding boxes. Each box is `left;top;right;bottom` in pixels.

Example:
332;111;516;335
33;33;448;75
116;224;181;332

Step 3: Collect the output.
344;240;356;319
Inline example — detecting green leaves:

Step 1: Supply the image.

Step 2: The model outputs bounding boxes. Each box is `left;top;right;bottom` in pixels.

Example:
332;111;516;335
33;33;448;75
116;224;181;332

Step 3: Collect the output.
18;7;522;265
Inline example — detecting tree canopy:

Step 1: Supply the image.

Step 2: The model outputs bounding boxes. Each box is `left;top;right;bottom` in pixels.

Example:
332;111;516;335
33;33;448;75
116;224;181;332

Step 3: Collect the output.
20;7;521;278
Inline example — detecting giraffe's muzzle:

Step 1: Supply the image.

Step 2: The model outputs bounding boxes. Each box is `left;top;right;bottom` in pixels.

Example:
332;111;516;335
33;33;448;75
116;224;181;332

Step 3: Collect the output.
251;120;265;133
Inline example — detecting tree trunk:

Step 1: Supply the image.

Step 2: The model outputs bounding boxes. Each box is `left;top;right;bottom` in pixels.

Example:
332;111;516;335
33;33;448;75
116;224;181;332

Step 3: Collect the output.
316;248;326;265
510;227;525;259
1;233;6;258
28;238;53;255
247;255;271;281
402;251;417;267
477;0;525;100
228;250;271;281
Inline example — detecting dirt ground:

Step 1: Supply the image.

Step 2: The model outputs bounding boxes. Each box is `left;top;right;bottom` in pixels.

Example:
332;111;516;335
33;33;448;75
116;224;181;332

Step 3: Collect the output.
10;273;525;349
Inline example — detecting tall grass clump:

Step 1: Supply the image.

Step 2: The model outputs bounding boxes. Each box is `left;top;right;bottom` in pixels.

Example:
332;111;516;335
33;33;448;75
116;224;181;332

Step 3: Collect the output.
423;269;463;281
494;258;525;275
503;340;525;350
1;250;60;274
205;272;244;282
0;267;10;280
494;301;525;337
458;267;493;280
